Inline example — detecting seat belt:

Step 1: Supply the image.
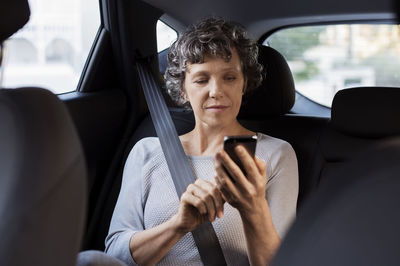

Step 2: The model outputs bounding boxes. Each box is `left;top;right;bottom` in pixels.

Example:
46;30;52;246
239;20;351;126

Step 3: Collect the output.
136;59;227;266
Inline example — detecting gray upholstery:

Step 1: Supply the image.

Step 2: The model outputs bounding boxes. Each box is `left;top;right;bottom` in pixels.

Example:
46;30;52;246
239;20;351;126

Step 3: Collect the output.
273;137;400;266
0;87;87;266
0;0;30;42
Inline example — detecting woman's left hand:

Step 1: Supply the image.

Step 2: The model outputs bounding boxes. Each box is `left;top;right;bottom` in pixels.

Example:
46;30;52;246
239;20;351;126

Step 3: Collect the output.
214;145;267;215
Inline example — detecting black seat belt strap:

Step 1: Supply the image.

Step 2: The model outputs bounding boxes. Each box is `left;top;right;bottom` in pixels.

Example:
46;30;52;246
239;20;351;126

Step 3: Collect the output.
137;60;227;266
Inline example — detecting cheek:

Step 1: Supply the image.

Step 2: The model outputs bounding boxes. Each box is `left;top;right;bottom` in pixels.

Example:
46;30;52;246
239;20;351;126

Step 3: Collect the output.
233;94;243;110
231;84;245;105
186;88;205;108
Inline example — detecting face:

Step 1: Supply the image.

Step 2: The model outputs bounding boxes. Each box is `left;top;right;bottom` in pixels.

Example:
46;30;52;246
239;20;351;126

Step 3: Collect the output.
183;49;246;129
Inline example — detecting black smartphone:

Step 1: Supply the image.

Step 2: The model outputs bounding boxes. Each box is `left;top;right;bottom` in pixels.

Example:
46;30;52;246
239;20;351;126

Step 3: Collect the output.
223;135;257;177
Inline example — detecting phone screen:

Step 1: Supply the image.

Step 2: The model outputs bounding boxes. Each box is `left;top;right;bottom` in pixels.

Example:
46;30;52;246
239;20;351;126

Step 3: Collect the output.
223;135;257;177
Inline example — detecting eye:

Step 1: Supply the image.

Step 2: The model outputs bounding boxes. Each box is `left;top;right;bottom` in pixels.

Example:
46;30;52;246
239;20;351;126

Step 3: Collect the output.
194;79;208;84
225;76;236;81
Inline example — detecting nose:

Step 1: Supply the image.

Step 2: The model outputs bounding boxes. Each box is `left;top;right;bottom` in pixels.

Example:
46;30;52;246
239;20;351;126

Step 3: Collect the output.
209;78;223;99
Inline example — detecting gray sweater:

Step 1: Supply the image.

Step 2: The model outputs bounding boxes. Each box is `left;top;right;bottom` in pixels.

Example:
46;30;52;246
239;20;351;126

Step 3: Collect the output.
105;133;299;266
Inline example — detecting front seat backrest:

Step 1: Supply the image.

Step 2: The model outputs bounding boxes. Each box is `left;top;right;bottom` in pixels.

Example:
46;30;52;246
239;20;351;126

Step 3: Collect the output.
272;137;400;266
0;88;87;266
314;86;400;186
0;88;86;266
0;1;87;265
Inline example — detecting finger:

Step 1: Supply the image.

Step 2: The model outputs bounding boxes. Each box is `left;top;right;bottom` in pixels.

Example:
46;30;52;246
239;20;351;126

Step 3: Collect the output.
193;180;218;221
216;150;248;187
214;173;229;202
185;184;208;215
234;145;258;183
183;186;207;215
209;179;225;218
211;178;227;204
255;156;267;177
194;179;225;220
214;164;241;205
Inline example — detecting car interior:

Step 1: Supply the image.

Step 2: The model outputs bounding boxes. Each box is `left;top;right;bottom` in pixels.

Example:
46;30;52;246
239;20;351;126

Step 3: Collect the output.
1;0;400;265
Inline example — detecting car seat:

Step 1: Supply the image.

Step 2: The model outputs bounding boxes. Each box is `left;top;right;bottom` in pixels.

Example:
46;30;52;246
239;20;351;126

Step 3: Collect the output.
272;137;400;266
309;86;400;189
0;1;87;265
273;86;400;263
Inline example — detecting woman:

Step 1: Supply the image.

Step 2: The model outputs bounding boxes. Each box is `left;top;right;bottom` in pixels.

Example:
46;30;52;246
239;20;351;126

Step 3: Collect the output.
105;17;298;266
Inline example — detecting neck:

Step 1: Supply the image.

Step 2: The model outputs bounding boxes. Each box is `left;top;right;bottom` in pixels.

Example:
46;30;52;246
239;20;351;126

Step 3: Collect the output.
180;120;254;156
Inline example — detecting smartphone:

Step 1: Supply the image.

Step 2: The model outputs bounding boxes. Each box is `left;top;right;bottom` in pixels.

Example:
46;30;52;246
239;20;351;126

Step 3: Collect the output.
223;135;257;177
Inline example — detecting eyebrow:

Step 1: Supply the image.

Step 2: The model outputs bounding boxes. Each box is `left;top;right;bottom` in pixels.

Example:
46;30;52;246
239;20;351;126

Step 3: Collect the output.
187;66;240;76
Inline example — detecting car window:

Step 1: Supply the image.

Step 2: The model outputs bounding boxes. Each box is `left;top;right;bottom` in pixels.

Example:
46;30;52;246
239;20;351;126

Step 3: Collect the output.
266;24;400;107
156;20;177;52
1;0;100;94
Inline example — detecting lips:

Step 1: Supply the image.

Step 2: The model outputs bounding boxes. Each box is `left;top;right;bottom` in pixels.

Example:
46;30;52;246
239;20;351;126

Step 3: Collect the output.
205;105;229;112
206;105;227;109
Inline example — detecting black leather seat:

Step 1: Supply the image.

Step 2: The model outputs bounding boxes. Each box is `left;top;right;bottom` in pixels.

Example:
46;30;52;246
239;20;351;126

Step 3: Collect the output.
0;1;87;265
309;86;400;188
273;137;400;266
273;86;400;264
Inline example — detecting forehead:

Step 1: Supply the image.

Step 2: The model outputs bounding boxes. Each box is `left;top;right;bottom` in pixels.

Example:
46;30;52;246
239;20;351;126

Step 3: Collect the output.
185;49;243;74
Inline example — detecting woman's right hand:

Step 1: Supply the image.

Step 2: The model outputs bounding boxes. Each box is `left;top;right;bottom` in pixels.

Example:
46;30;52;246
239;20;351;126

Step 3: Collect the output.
172;178;225;233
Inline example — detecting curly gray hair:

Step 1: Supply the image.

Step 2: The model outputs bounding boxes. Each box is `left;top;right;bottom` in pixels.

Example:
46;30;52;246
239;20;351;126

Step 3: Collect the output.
165;17;263;107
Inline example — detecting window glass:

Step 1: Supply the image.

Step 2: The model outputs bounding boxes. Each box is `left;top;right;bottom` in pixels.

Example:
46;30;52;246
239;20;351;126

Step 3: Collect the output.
156;20;177;52
1;0;100;94
266;24;400;107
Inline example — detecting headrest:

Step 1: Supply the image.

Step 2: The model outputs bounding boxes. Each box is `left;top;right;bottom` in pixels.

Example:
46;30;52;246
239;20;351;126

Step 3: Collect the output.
331;87;400;138
0;0;30;42
238;45;295;119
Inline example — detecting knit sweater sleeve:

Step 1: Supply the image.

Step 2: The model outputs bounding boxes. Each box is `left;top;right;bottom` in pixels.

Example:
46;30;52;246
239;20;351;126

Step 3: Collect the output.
257;134;299;239
105;138;156;266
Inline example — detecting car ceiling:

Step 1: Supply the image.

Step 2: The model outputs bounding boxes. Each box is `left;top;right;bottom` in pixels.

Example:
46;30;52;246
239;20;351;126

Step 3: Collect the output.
142;0;397;39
